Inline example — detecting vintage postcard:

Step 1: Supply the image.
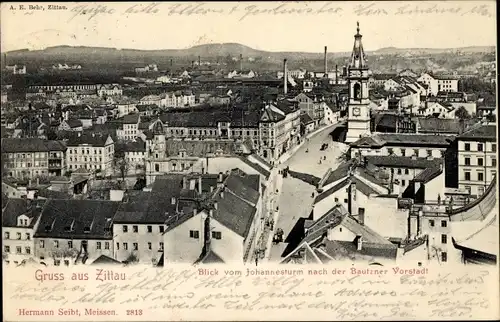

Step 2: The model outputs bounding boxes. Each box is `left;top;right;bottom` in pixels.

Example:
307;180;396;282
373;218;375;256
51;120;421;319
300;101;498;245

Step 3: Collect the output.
1;1;498;321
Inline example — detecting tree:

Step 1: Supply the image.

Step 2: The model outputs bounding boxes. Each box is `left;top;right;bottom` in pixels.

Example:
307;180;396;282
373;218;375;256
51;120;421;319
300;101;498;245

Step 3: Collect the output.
124;253;139;265
455;106;471;120
113;151;130;183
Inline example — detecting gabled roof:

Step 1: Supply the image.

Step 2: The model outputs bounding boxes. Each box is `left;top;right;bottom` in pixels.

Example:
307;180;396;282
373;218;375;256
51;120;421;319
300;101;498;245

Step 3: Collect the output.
91;254;123;265
200;250;225;264
66;133;112;147
413;167;442;183
1;138;67;153
34;199;120;239
2;198;45;228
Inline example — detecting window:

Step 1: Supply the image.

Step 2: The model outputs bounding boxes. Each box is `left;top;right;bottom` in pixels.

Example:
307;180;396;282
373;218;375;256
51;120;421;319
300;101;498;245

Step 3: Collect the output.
464;143;470;151
159;226;164;233
492;158;497;167
123;225;128;233
116;243;120;250
16;246;22;254
387;148;394;155
477;158;484;166
401;180;406;186
404;169;409;175
478;186;485;195
4;232;9;239
334;197;339;202
17;232;21;240
465;157;471;166
401;149;406;157
64;260;70;266
478;143;483;152
492;144;497;153
464;186;471;194
441;234;447;244
189;230;199;239
464;171;471;181
105;242;109;250
133;243;138;250
54;240;59;248
413;149;419;157
155;164;160;172
147;226;152;233
54;260;61;266
397;168;402;175
4;246;10;253
159;242;164;251
123;243;128;250
441;220;447;227
25;247;31;254
429;219;435;227
212;231;222;240
68;241;73;248
441;252;447;262
133;225;138;233
478;172;484;181
426;149;432;157
148;242;152;250
344;198;348;203
96;242;101;250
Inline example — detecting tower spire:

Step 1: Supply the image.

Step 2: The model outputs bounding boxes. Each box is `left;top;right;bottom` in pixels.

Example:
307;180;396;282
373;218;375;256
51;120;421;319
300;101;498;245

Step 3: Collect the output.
350;22;366;69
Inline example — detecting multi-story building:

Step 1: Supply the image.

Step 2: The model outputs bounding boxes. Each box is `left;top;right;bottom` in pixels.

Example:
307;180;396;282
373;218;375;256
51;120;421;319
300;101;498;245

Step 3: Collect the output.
117;113;140;141
2;198;44;266
457;123;497;197
33;199;120;266
418;73;459;96
293;93;324;126
1;138;67;179
97;84;123;97
163;169;262;264
66;133;115;176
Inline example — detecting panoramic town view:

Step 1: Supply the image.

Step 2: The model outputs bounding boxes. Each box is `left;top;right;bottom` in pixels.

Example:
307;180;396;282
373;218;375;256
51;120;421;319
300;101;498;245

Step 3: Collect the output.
1;9;497;268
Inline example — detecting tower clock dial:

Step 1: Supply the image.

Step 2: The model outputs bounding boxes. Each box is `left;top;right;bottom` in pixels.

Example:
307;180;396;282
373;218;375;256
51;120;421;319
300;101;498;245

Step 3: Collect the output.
353;107;361;116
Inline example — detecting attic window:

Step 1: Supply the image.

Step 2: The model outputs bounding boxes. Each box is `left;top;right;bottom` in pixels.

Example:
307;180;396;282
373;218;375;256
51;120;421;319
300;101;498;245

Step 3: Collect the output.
83;226;91;233
44;225;52;232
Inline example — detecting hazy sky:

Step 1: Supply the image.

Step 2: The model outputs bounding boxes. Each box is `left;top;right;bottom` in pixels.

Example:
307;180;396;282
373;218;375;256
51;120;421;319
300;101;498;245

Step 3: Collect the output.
0;1;496;53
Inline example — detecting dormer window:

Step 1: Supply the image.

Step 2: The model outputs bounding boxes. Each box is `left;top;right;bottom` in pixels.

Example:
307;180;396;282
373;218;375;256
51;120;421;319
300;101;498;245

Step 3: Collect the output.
83;227;91;233
44;225;52;232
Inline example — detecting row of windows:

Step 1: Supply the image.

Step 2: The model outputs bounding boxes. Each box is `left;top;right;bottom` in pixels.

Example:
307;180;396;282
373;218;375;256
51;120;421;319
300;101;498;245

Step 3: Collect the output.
69;148;103;155
69;157;103;162
122;225;165;233
429;220;448;227
463;171;486;182
39;240;110;250
10;162;47;168
189;230;222;239
464;156;496;167
464;142;496;152
4;232;30;240
388;148;439;157
69;164;102;170
4;246;30;254
116;242;163;251
7;153;48;159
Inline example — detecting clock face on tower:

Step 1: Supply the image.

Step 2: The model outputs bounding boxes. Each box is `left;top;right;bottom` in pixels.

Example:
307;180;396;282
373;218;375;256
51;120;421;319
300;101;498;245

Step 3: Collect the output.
353;108;361;116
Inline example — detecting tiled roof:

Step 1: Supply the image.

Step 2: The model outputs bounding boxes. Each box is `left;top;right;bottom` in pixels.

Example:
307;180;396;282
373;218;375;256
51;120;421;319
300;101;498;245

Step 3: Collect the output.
457;123;497;141
200;250;225;264
34;199;120;239
322;161;355;186
115;140;146;153
417;118;463;134
300;113;314;125
122;113;140;124
164;139;245;157
1;138;66;153
212;189;257;238
322;239;397;260
379;133;453;147
66;133;111;147
413;167;442;183
237;156;271;178
159;109;260;128
341;215;393;244
2;198;45;228
365;155;442;169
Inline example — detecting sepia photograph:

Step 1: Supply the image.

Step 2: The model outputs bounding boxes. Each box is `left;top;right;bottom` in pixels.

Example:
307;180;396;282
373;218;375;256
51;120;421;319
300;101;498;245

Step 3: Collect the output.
1;1;498;320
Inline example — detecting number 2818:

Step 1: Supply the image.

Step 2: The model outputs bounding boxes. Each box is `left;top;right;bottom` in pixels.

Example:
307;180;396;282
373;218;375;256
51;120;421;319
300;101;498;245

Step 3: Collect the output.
127;309;143;315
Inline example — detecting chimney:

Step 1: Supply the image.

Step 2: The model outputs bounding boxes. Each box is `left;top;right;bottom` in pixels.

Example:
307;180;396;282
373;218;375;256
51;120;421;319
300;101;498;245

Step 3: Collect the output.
356;235;363;251
198;56;201;66
170;59;173;67
283;59;288;95
28;179;32;187
240;54;243;71
182;177;188;189
324;46;328;75
198;176;203;194
335;65;338;84
171;197;176;205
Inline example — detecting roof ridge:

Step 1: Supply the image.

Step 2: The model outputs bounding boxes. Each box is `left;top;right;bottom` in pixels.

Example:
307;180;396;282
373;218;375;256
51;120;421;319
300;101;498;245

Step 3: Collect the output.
224;187;256;207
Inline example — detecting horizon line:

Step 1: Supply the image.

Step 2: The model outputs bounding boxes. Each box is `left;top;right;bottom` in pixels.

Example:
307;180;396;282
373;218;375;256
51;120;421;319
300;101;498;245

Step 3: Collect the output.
2;42;496;55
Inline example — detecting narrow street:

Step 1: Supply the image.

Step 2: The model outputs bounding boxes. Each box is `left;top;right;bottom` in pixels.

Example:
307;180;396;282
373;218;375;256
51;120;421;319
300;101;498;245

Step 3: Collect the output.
268;122;349;261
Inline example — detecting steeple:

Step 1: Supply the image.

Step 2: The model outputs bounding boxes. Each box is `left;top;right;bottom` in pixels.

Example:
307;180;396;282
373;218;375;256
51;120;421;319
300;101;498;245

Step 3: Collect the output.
349;22;367;69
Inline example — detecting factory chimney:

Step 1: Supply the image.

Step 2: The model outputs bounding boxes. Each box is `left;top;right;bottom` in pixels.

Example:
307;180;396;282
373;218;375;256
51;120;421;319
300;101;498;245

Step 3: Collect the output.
170;59;173;67
335;65;338;84
191;60;194;68
240;54;243;72
324;46;328;75
283;59;288;95
198;56;201;67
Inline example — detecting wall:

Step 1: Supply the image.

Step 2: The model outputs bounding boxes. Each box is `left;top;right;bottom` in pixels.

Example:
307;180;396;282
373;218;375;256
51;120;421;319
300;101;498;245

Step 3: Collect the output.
163;213;205;264
34;237;113;265
210;219;244;263
423;171;446;202
327;224;357;241
2;226;35;264
458;139;496;197
113;223;165;264
363;196;408;239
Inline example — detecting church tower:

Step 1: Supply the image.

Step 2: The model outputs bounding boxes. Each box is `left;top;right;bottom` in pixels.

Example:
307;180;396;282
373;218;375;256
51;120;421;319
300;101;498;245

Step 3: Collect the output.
345;22;371;143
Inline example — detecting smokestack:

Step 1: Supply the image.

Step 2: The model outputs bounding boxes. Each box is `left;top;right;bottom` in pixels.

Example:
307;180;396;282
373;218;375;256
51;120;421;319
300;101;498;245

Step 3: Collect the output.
198;56;201;66
324;46;328;75
283;59;288;95
240;54;243;72
170;59;173;67
335;65;338;84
